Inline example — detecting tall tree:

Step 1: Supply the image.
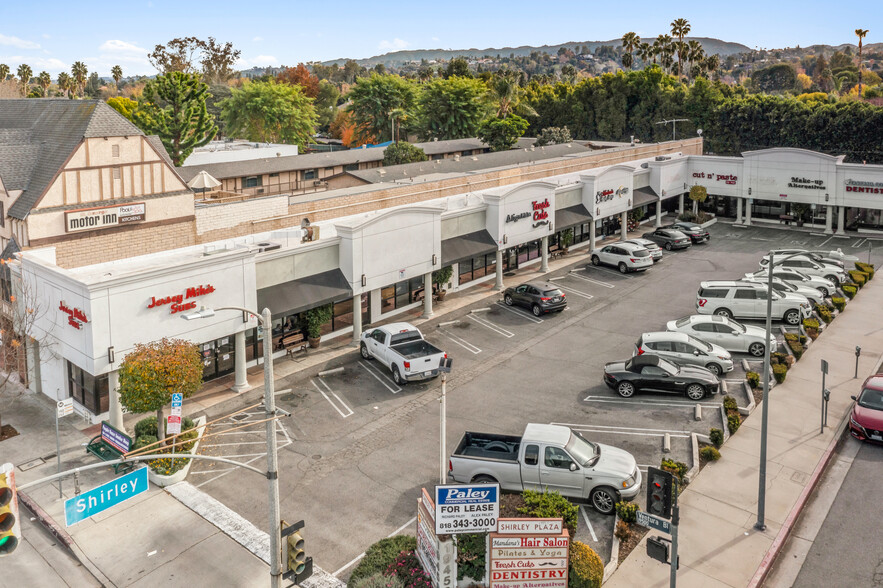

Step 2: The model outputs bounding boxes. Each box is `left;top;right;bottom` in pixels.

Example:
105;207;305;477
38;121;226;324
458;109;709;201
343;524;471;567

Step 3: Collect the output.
106;96;140;122
56;72;72;98
16;64;32;96
488;70;536;118
0;64;8;81
136;71;217;166
71;61;88;97
111;65;123;91
148;37;202;73
221;80;317;146
315;80;341;130
346;74;417;143
670;18;691;80
444;57;472;79
276;64;320;98
621;32;640;71
199;37;241;84
477;115;529;151
856;28;869;97
37;71;51;96
687;40;705;79
637;43;653;66
416;76;489;140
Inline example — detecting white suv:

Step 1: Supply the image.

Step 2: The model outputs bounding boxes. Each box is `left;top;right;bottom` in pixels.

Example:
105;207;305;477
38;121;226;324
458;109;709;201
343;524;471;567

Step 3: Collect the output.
696;281;812;325
590;242;654;274
759;254;847;285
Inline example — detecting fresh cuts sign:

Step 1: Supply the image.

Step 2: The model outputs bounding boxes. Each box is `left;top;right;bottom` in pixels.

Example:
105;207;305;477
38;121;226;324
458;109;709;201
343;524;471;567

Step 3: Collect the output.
489;518;570;588
65;203;146;233
417;488;457;588
435;483;500;534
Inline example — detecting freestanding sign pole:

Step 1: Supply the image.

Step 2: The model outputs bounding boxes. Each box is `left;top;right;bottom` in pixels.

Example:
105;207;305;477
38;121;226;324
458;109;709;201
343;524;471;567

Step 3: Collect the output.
440;372;447;484
669;502;679;588
55;408;62;499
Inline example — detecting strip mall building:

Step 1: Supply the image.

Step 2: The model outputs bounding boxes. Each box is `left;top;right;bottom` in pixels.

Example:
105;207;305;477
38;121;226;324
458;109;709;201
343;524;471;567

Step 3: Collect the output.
13;138;883;427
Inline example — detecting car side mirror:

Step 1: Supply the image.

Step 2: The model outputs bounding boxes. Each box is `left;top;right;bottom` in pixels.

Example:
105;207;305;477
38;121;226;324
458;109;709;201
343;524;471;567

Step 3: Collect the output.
693;350;701;356
851;395;857;401
569;462;578;472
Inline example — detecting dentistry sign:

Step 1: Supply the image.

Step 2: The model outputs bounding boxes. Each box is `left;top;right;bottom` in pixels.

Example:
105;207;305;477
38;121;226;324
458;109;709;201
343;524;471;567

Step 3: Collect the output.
435;483;500;534
489;518;570;588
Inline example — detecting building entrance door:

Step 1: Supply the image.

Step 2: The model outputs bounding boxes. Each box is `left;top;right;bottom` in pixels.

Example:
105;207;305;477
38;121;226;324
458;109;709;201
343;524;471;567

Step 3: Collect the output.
200;336;236;381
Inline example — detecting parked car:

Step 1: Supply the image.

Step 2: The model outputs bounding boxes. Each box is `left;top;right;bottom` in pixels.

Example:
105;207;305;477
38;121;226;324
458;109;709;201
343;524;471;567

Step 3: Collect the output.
503;281;566;316
666;314;777;357
623;238;663;262
641;228;692;251
767;248;857;268
850;375;883;444
742;275;825;306
745;268;835;298
360;323;446;385
696;280;812;325
759;254;848;285
633;331;734;375
603;354;720;400
665;222;710;243
589;242;654;273
448;423;640;514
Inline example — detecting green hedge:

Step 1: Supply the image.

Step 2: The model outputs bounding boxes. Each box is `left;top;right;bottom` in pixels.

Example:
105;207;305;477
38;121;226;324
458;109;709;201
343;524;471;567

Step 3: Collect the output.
518;489;578;532
349;536;417;584
773;363;788;384
700;446;721;461
831;296;846;312
855;261;875;278
842;284;857;299
816;305;834;323
569;541;604;588
849;270;867;288
727;413;742;434
746;371;760;389
709;428;724;448
615;501;638;522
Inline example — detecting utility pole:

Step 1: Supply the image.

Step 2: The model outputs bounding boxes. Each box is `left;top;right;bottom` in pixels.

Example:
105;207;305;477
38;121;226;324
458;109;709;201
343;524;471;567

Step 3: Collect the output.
438;357;453;484
655;119;689;141
262;307;282;588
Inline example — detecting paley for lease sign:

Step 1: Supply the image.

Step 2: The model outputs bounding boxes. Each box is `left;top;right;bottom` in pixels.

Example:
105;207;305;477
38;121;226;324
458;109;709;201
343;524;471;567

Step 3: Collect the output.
489;518;570;588
435;483;500;535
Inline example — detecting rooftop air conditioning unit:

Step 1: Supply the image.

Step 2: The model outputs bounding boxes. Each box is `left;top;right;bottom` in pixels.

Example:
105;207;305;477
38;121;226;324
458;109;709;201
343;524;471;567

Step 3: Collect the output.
641;162;649;169
256;242;282;253
257;188;265;194
655;156;670;162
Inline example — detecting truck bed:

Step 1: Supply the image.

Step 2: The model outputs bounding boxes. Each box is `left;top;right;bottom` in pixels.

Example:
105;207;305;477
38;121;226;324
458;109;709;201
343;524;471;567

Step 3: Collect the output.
390;339;443;360
452;432;521;462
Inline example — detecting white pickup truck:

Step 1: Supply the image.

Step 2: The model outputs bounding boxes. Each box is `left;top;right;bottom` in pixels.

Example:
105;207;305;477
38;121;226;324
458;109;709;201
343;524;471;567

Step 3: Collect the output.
359;322;447;385
448;423;641;515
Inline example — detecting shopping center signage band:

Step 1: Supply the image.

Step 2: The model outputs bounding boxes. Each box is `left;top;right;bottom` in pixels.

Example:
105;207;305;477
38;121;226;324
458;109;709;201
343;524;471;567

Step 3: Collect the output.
692;172;738;185
505;199;551;228
65;203;146;233
595;186;629;204
788;177;825;190
846;179;883;194
147;284;215;315
59;302;88;329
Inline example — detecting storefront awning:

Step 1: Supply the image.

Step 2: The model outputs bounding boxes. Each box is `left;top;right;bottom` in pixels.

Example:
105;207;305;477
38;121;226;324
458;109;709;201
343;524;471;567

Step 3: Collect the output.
257;269;352;316
555;204;593;228
441;230;497;266
632;187;659;207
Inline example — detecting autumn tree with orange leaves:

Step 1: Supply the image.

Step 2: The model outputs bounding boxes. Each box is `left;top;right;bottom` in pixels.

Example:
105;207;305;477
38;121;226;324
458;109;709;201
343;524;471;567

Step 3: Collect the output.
276;64;320;98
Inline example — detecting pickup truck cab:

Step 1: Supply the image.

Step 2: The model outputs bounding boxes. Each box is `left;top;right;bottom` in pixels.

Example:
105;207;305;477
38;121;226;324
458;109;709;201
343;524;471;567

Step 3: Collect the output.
359;322;446;385
448;423;640;514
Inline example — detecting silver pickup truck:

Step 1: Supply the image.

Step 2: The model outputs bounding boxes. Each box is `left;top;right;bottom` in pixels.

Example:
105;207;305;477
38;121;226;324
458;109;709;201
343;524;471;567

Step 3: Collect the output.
359;322;446;385
448;423;640;514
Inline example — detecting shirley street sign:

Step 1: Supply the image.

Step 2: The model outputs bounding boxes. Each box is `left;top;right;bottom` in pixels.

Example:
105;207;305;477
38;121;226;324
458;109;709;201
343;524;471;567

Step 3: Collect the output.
64;467;148;527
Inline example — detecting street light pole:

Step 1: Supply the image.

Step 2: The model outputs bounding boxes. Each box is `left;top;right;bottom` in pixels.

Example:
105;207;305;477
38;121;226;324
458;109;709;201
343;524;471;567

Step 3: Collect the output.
755;251;774;531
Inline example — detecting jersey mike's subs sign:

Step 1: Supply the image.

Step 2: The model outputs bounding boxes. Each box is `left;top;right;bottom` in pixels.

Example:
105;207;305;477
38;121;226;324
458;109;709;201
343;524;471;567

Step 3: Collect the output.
65;202;146;233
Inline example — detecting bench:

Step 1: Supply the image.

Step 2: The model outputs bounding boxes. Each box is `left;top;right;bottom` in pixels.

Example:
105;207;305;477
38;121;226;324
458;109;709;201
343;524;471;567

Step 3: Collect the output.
548;245;566;259
779;214;795;225
277;331;308;357
86;435;134;475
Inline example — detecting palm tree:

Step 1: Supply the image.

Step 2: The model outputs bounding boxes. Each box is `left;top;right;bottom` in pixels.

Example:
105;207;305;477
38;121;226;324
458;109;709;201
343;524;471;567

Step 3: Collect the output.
686;40;704;78
56;72;72;98
705;54;721;79
655;35;674;73
489;70;536;118
111;65;123;92
16;64;32;96
670;18;691;81
0;64;8;82
38;71;51;96
637;42;653;66
855;29;869;97
621;32;640;71
71;61;88;97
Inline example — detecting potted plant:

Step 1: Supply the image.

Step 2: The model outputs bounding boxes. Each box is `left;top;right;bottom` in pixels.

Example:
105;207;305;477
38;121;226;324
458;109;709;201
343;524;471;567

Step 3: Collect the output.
432;266;453;301
560;228;574;254
791;203;809;227
304;304;332;348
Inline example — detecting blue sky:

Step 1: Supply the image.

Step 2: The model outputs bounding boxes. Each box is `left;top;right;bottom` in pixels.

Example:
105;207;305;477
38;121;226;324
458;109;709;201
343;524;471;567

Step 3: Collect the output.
0;1;875;77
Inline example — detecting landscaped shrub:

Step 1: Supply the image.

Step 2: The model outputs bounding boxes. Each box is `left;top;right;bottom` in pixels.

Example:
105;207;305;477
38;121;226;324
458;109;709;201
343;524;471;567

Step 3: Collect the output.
133;416;200;475
614;520;631;541
773;363;788;384
700;446;721;461
132;435;157;451
746;371;760;389
770;351;789;365
661;458;689;482
387;550;431;588
855;261;875;279
518;489;578;533
727;413;742;434
456;533;486;581
784;333;804;359
569;541;604;588
816;305;834;323
709;428;724;448
849;270;867;288
615;501;638;523
350;536;417;584
789;340;804;359
722;395;738;412
842;284;857;299
351;573;405;588
832;296;846;312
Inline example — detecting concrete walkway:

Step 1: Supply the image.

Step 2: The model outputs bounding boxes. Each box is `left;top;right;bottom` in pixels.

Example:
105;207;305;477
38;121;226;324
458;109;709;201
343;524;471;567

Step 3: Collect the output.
607;273;883;587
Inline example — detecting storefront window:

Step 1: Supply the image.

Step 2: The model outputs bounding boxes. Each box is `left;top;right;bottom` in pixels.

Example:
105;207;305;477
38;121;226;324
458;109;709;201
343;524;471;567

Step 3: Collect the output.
458;254;497;284
380;278;425;315
67;361;109;415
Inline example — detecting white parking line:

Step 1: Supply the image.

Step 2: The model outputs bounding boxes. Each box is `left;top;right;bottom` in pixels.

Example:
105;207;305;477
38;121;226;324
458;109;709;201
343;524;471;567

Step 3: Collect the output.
853;238;868;249
312;378;354;418
495;301;543;323
436;329;482;354
568;271;615;288
333;516;419;577
818;235;835;248
553;283;594;300
358;361;402;394
581;395;721;409
579;506;598;542
194;419;292;488
467;314;514;338
585;265;632;279
555;422;693;435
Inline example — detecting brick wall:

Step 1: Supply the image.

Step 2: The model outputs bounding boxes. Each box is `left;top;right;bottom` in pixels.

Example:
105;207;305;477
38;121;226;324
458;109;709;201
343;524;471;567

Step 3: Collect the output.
53;220;196;268
195;194;289;235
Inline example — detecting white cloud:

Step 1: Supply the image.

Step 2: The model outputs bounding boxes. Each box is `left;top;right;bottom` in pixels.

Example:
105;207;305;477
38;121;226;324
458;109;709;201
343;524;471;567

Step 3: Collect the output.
432;37;440;42
0;56;67;73
0;34;40;50
378;38;409;51
42;34;50;40
252;36;263;42
99;39;147;53
236;55;280;68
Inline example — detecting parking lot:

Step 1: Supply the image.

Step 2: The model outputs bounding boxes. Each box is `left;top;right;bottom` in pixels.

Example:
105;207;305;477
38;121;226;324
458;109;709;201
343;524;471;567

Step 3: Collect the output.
191;222;883;576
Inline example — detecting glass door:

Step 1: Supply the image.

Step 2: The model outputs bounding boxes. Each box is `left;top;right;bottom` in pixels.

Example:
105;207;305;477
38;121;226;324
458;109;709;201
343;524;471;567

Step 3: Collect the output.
201;341;217;380
215;336;235;377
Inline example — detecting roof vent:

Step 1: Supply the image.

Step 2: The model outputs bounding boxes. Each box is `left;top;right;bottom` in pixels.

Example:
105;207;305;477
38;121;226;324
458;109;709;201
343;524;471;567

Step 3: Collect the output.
640;162;649;169
256;242;282;253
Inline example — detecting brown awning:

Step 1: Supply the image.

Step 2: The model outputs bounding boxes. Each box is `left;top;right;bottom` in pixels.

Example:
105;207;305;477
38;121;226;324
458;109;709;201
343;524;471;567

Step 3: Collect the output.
256;269;352;316
632;186;659;207
441;230;497;266
555;204;593;228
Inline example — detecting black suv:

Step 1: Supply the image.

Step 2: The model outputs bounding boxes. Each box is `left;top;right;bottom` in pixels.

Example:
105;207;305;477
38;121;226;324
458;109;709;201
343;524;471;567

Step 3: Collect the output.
666;222;710;244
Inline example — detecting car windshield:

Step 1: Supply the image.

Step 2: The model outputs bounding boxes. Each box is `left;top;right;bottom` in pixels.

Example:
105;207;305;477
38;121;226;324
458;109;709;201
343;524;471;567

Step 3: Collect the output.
675;317;692;327
543;289;563;297
687;335;713;351
858;388;883;411
657;357;678;374
566;431;599;466
728;318;747;333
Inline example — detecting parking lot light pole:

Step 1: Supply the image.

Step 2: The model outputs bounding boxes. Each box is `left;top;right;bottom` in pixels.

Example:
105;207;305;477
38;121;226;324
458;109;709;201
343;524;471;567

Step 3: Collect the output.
183;305;282;588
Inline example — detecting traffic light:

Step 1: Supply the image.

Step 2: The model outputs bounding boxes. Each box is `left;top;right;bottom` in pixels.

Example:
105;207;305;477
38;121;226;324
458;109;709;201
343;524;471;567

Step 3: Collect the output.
646;466;674;520
0;463;20;557
281;519;313;584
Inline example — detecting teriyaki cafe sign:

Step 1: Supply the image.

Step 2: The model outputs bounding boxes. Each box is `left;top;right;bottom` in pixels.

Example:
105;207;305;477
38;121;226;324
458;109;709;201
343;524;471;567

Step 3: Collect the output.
147;284;216;314
506;199;551;228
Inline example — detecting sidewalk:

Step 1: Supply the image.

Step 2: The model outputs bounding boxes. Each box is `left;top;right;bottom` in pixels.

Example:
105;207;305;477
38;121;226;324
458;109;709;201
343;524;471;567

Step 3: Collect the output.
607;273;883;587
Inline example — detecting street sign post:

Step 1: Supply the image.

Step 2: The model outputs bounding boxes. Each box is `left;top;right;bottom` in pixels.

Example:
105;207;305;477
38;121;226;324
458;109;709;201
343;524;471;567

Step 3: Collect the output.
636;510;672;534
64;467;148;526
434;483;500;535
56;398;74;418
167;414;182;435
55;397;74;498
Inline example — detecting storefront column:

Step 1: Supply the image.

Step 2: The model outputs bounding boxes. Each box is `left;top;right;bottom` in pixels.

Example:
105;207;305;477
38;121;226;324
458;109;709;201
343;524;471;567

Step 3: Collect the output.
621;211;629;240
451;263;460;291
494;250;504;290
836;206;846;235
736;198;743;224
351;294;363;346
108;370;124;431
540;236;550;272
231;330;249;392
825;205;834;235
589;219;597;248
422;271;434;318
655;203;663;227
744;199;753;226
678;194;684;216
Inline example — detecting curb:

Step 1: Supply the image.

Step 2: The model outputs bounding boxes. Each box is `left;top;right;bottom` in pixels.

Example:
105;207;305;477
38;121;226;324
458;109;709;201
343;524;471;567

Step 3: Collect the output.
602;514;622;584
684;433;700;483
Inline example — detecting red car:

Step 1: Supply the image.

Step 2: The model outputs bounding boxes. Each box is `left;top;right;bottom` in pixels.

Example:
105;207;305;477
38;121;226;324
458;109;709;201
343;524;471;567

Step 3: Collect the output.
849;375;883;443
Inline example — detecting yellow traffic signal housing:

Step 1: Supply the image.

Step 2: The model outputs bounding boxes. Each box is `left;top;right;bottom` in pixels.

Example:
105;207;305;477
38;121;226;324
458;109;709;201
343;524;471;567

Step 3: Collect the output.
281;519;313;583
0;463;21;557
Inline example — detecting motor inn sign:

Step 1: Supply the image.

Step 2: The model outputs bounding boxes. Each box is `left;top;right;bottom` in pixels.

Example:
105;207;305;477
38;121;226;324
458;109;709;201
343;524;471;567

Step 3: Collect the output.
65;202;146;233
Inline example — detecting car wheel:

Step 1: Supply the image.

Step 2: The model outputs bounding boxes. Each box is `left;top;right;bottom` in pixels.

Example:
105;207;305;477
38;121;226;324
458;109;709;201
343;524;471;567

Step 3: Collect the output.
618;262;628;274
359;342;372;360
617;381;636;398
715;308;733;319
590;486;618;515
748;342;765;357
504;294;514;306
825;274;839;285
532;304;542;317
664;242;673;251
392;365;405;386
705;363;722;376
686;384;706;401
472;475;498;484
591;255;600;266
784;309;800;325
818;286;829;297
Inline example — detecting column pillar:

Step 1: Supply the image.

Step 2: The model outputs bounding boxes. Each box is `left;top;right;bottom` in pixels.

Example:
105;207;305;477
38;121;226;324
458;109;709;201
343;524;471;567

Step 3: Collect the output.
232;330;249;392
589;219;597;249
621;211;629;240
678;194;684;216
836;206;846;235
824;205;834;235
736;198;743;225
422;272;434;318
655;202;663;227
494;250;504;290
450;263;460;291
744;199;753;226
108;370;124;431
540;236;550;272
351;294;362;346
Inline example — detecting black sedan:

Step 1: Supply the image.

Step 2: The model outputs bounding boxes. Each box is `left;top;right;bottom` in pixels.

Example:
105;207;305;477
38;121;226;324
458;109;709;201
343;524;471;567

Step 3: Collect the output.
641;228;692;251
603;355;719;400
503;281;566;316
665;222;710;244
